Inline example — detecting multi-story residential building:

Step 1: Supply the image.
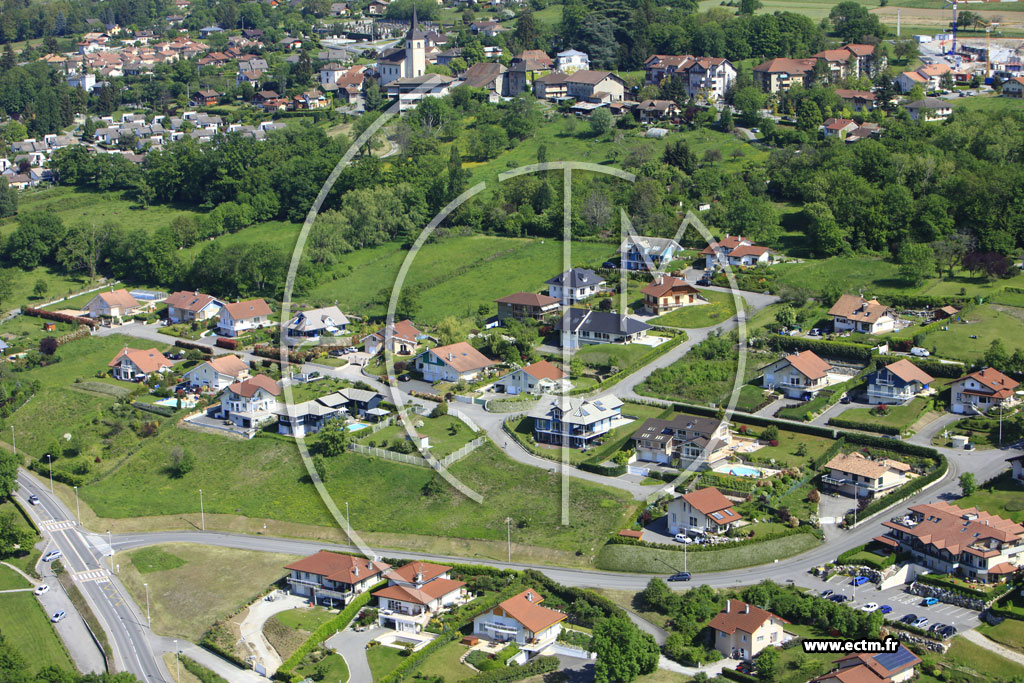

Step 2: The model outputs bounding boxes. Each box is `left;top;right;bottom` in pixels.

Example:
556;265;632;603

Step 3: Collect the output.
373;562;467;633
218;374;280;430
494;292;561;322
632;414;732;467
183;354;249;391
643;55;736;101
666;486;743;536
472;588;566;655
822;451;910;499
555;49;589;72
709;600;789;661
528;394;624;450
565;70;626;101
753;57;816;92
641;276;701;315
865;359;934;405
284;551;391;605
416;342;496;383
950;367;1020;415
217;299;272;337
904;97;953;122
361;319;423;356
619;235;683;271
834;88;877;112
761;351;834;400
878;501;1024;583
546;268;605;304
828;294;897;334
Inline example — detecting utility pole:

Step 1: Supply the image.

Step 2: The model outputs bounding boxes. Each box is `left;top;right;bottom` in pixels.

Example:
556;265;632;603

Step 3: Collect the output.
47;454;53;492
346;501;350;541
505;517;512;563
144;582;150;626
199;489;205;531
10;426;14;455
73;486;80;525
107;530;112;571
173;640;179;682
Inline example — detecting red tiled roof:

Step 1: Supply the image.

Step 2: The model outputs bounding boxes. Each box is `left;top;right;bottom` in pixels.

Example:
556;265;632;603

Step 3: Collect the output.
728;244;770;258
709;600;788;636
227;373;280;397
828;295;892;324
889;501;1024;558
782;350;833;381
681;487;742;524
521;360;566;381
108;347;171;374
496;589;566;633
425;343;495;373
883;359;934;385
495;292;560;307
373;577;465;605
957;367;1019;397
390;561;450;584
207;354;248;376
95;288;141;309
754;57;816;75
285;550;390;584
221;298;272;320
165;290;217;312
641;276;698;298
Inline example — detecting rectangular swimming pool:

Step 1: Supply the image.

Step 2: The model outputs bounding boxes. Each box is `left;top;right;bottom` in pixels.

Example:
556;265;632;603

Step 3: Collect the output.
346;422;370;432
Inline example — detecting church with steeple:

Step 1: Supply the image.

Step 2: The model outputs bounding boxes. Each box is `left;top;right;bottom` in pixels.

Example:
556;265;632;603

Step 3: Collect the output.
376;7;427;86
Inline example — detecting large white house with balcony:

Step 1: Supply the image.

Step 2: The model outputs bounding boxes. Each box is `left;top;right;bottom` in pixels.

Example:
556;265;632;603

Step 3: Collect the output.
865;359;934;406
822;451;910;499
284;551;391;605
527;395;626;450
373;562;467;633
950;367;1020;415
878;501;1024;583
472;588;566;656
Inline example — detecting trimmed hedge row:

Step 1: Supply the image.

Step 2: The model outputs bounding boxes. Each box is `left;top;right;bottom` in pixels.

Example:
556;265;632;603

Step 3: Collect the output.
173;339;214;356
854;453;947;523
23;306;98;329
274;580;386;681
769;335;874;361
881;355;963;379
179;655;229;683
828;417;902;436
464;656;559;682
569;333;687;396
721;667;758;683
132;401;175;417
606;524;819;553
843;433;942;460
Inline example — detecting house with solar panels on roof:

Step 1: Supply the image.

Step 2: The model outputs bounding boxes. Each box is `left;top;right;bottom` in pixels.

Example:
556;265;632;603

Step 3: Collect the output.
812;645;921;683
527;395;627;450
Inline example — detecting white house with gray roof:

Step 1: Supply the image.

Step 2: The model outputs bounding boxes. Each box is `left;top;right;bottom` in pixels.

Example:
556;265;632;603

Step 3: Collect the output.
527;394;626;449
284;306;349;346
546;268;605;304
554;308;650;349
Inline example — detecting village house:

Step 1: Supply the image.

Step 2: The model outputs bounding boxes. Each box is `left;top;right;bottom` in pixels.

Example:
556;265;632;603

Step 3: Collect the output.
546;268;605;304
528;394;624;450
285;551;390;604
494;292;560;322
812;48;859;80
216;299;272;337
636;99;680;123
469;20;505;37
822;451;910;499
632;414;731;467
274;400;345;437
761;350;834;400
164;290;221;324
378;18;427;86
472;588;566;654
700;235;771;270
753;57;816;92
84;289;142;320
555;49;589;72
878;501;1024;583
709;600;789;661
332;387;385;419
459;61;508;97
565;70;626;102
1008;453;1024;483
904;97;952;122
916;62;953;89
667;486;743;536
361;320;424;356
823;117;858;139
108;347;172;382
950;367;1020;415
218;374;281;430
506;50;553;93
643;55;736;102
533;71;570;100
183;354;250;392
866;359;934;405
283;306;349;345
554;308;651;348
493;360;568;396
374;562;467;633
834;88;876;112
1004;76;1024;97
933;305;959;321
812;646;921;683
828;294;897;334
620;235;683;271
416;342;496;383
386;74;455;112
895;70;928;94
641;276;702;315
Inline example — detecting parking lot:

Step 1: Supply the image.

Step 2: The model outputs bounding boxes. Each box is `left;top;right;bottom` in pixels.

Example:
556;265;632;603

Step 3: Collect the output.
815;572;982;633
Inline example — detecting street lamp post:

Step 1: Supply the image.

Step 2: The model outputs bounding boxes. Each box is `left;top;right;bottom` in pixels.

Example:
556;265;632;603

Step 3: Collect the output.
144;582;150;626
107;530;112;570
346;501;350;541
73;486;80;525
684;539;688;573
505;517;512;563
199;489;205;531
46;454;53;492
174;640;179;682
10;426;14;454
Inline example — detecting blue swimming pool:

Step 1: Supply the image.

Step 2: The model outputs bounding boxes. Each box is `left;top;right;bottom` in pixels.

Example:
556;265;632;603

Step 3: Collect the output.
720;465;762;478
153;397;179;407
346;422;370;432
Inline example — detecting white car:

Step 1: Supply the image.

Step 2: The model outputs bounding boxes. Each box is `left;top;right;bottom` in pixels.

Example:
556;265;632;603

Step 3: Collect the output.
911;347;930;357
861;603;879;612
673;533;693;544
34;584;49;596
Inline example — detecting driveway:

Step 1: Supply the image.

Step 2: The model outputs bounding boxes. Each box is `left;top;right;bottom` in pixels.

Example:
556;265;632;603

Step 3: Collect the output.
325;626;384;683
238;592;307;675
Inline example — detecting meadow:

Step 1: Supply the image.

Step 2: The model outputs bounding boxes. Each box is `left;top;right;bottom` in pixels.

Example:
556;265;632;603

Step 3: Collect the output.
652;289;744;329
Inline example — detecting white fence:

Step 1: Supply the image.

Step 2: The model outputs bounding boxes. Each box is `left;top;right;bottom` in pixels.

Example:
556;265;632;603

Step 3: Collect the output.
349;436;485;468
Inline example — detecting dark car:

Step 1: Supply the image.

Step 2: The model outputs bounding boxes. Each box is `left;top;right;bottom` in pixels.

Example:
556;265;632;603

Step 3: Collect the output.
602;261;619;269
820;589;834;598
736;661;754;675
668;572;691;582
901;614;918;625
828;594;846;603
697;276;713;287
940;625;958;638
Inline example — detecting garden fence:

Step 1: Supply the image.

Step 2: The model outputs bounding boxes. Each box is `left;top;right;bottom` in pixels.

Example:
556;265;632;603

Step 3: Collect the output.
350;436;485;468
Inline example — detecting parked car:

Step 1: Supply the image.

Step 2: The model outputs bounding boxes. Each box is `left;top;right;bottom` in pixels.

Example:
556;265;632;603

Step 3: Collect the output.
329;348;346;357
820;589;834;598
42;550;61;562
50;611;66;623
840;393;851;404
697;276;712;287
860;603;879;612
911;347;930;357
922;597;939;606
912;617;929;629
602;261;619;269
809;328;821;337
901;614;918;625
736;661;754;675
34;584;49;596
398;374;411;382
28;494;39;505
879;605;892;615
940;625;958;638
828;594;847;603
851;576;870;587
668;572;691;582
929;622;947;633
673;533;693;544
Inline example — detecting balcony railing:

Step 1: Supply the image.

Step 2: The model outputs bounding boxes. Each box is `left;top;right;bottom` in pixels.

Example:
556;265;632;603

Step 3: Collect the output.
287;577;352;600
822;475;877;490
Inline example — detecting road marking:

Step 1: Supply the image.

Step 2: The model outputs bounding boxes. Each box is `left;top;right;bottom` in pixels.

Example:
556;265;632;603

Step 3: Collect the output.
40;519;77;532
74;569;109;583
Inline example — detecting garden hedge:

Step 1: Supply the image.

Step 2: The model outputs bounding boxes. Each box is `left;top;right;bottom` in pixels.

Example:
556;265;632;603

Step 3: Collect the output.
23;306;98;329
179;655;229;683
769;335;874;361
464;656;559;682
721;667;758;683
827;417;901;436
855;453;947;523
570;333;687;396
606;524;819;554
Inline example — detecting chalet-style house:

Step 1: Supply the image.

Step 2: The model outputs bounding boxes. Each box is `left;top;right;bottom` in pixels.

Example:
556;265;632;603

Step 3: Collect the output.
183;354;249;391
373;562;467;633
812;646;921;683
866;359;934;405
472;588;566;655
950;367;1020;415
619;235;682;271
822;451;910;499
828;294;896;334
641;276;701;315
416;342;495;383
1004;76;1024;97
546;268;605;304
361;319;423;356
632;414;731;467
283;306;349;346
834;89;876;112
710;600;789;661
494;292;560;322
217;299;272;337
666;486;743;536
878;501;1024;583
492;361;568;396
933;305;959;321
823;118;858;139
164;290;221;324
701;235;771;270
555;49;589;72
761;350;834;400
636;99;680;123
108;347;172;381
217;374;280;430
554;309;651;348
84;289;142;320
527;394;624;450
285;551;390;604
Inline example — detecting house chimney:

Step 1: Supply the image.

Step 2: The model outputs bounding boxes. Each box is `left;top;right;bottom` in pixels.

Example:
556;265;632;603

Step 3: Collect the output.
415;571;423;583
725;601;731;613
353;565;359;577
526;591;534;602
744;603;750;614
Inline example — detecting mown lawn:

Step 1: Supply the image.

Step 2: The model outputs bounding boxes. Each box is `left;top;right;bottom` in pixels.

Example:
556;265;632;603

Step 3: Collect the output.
917;635;1024;683
896;304;1024;363
834;396;931;433
573;342;652;370
294;652;349;682
955;472;1024;523
652;290;744;329
358;414;477;457
273;606;337;632
978;617;1024;651
731;420;835;469
595;532;820;573
0;571;74;674
367;644;407;681
414;640;474;681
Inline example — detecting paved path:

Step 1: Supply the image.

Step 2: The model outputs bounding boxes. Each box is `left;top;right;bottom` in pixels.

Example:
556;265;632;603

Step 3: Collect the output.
325;626;382;683
659;655;741;678
961;629;1024;666
236;593;307;675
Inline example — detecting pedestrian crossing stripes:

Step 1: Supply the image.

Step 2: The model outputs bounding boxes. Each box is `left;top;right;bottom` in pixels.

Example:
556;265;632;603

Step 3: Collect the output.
39;519;76;532
74;569;109;583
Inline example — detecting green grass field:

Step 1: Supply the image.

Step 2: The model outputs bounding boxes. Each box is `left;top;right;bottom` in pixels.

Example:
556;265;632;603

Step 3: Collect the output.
414;640;475;681
129;546;187;574
900;305;1024;363
652;290;744;329
833;396;932;433
294;652;350;682
952;96;1024;113
595;532;820;573
978;620;1024;652
0;567;74;674
367;644;407;681
573;341;653;369
732;421;836;468
918;634;1024;683
955;472;1024;522
357;414;477;456
273;606;337;632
